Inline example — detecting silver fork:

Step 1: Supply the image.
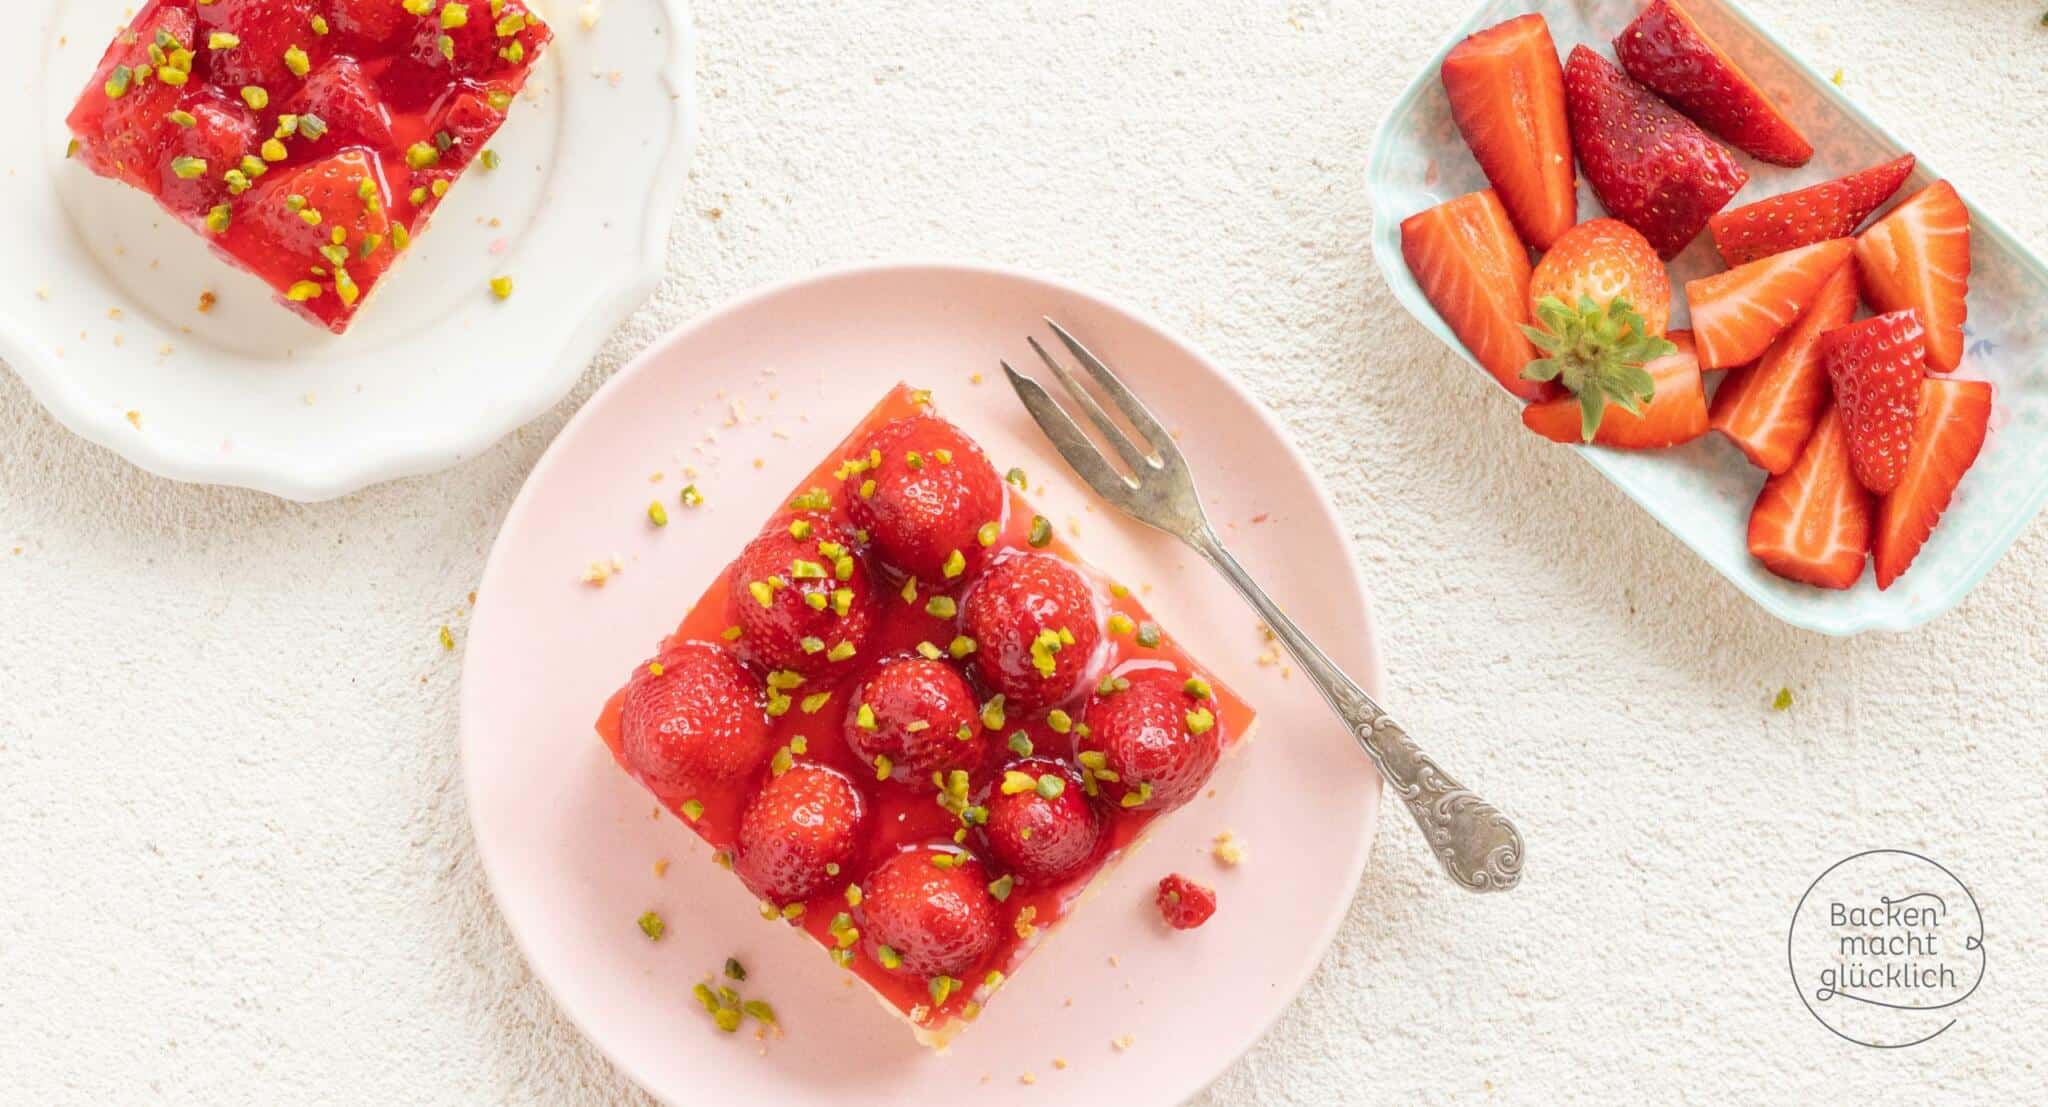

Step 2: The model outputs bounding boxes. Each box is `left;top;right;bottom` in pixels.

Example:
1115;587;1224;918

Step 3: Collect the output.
1002;320;1524;893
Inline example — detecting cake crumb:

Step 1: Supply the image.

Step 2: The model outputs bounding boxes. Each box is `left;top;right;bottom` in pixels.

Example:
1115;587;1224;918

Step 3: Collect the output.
1052;1058;1068;1070
1019;1072;1036;1086
1112;1034;1135;1051
1106;955;1118;968
1212;830;1246;866
653;858;670;877
970;372;984;385
34;285;49;300
582;554;625;586
197;291;217;313
124;410;141;428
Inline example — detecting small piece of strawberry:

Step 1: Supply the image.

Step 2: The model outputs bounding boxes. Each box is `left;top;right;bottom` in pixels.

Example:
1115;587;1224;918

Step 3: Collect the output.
1685;238;1853;370
1747;407;1873;590
1564;45;1748;260
1399;190;1547;400
1823;312;1927;495
1440;14;1576;251
1522;331;1705;448
1155;874;1217;931
1874;378;1992;589
618;643;774;790
855;847;1001;979
961;552;1104;712
1856;180;1971;373
327;0;412;50
736;763;866;905
728;513;879;675
844;658;987;782
1613;0;1811;166
980;758;1103;885
1710;260;1859;473
846;414;1007;580
1074;668;1222;814
196;0;328;93
1708;155;1916;267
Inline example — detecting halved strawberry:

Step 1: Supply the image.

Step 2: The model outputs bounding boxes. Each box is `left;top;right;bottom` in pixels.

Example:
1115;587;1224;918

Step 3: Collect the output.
65;5;199;191
1440;14;1576;251
1399;190;1546;400
1747;407;1873;590
1709;260;1858;473
1856;181;1971;373
1523;331;1705;447
285;58;396;151
1564;46;1748;260
238;150;397;331
1873;378;1992;589
1685;238;1853;370
196;0;328;93
1613;0;1812;166
1708;155;1916;267
1823;312;1927;496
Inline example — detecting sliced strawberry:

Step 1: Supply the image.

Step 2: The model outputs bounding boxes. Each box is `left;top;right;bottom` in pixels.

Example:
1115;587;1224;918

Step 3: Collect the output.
1440;14;1576;251
618;643;774;791
1155;874;1218;930
735;763;866;905
1874;378;1992;589
980;758;1103;885
1685;238;1853;370
845;414;1006;580
1563;46;1748;260
66;5;199;191
1399;190;1547;400
844;658;987;782
855;848;1001;979
237;150;397;329
728;513;879;675
1708;155;1916;267
285;58;396;151
196;0;328;93
1710;260;1858;472
1747;407;1874;590
1823;312;1927;495
1613;0;1811;166
327;0;413;50
1523;331;1705;448
1856;181;1971;373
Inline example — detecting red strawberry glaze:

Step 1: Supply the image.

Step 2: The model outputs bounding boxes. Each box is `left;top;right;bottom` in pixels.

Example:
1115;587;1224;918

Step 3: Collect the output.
593;385;1256;1034
64;0;552;333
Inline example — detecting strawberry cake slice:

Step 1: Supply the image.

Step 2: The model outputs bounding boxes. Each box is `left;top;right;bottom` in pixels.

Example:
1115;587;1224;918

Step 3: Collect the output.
64;0;552;333
594;384;1257;1046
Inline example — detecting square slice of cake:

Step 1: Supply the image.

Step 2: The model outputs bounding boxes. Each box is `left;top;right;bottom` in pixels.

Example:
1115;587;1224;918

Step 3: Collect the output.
594;384;1255;1046
64;0;552;333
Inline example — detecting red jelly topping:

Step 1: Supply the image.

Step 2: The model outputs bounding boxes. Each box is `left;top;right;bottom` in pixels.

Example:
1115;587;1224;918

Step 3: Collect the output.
65;0;553;333
594;385;1255;1034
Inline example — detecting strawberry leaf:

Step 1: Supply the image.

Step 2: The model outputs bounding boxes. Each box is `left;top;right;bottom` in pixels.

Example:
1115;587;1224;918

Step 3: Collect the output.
1520;295;1675;442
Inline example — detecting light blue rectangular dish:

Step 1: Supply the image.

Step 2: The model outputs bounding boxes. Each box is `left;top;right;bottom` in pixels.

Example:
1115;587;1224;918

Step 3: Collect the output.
1369;0;2048;635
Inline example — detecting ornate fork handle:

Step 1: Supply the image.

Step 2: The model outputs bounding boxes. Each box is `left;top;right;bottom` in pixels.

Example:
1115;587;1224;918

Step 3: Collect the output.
1189;528;1524;892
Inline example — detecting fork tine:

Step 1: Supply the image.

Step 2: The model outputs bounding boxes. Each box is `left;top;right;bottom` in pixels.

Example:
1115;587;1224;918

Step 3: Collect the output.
1026;336;1155;475
1044;318;1184;466
1001;362;1138;497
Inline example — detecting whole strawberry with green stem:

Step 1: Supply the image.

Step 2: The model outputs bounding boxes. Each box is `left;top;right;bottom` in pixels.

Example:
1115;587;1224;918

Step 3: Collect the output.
1519;219;1678;442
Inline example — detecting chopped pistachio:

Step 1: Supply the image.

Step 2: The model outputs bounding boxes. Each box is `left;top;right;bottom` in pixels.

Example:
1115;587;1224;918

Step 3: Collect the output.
741;999;776;1028
105;65;134;99
915;641;942;660
681;799;704;822
1772;687;1793;711
1097;674;1130;696
636;911;664;941
855;703;878;730
924;595;957;619
1046;709;1072;734
900;576;918;604
284;45;310;77
1036;774;1066;799
1135;621;1162;648
489;275;514;300
1007;732;1033;757
1027;515;1054;547
680;484;704;507
1185;707;1215;735
647;500;668;527
405;141;440;169
976;521;1000;547
980;694;1006;731
481;148;501;171
947;635;977;659
720;625;742;641
712;1008;742;1033
1000;770;1035;795
723;957;747;981
800;691;832;714
1184;676;1212;700
873;754;893;781
876;945;903;970
441;2;471;27
987;874;1014;902
203;204;232;234
827;640;856;662
169;155;207;179
941;549;966;578
1004;467;1028;489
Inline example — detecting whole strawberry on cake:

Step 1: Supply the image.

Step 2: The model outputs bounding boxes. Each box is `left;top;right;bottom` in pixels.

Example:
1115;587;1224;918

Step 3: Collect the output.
65;0;553;333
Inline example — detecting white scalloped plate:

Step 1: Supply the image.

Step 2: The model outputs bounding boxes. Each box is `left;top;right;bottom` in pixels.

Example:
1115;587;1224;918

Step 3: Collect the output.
0;0;696;501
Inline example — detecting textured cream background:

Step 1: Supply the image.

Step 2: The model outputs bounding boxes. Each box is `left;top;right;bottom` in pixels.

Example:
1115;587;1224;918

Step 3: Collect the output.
4;1;2047;1102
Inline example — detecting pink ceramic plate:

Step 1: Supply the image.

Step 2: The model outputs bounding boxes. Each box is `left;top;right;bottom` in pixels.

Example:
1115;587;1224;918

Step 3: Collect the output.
459;263;1382;1104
